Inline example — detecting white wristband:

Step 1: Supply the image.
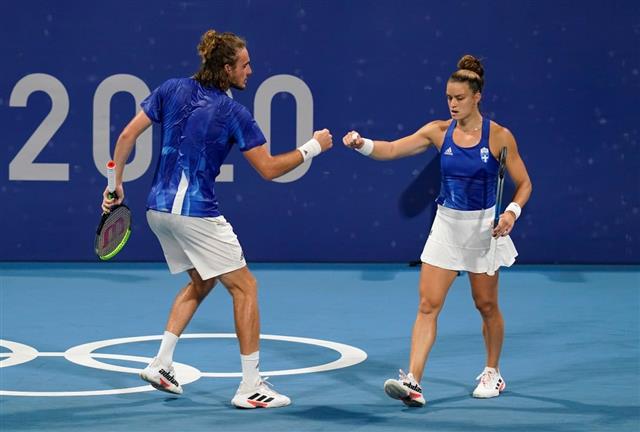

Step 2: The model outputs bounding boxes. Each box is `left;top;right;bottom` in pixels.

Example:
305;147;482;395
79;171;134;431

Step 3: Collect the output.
505;202;522;220
356;138;374;156
297;138;322;162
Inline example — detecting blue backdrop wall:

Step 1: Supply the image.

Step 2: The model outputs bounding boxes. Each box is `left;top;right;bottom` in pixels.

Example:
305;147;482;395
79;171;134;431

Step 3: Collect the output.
1;0;639;263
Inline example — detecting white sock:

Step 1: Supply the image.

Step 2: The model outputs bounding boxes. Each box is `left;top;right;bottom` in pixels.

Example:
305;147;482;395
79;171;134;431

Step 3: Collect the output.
157;331;179;366
241;351;261;387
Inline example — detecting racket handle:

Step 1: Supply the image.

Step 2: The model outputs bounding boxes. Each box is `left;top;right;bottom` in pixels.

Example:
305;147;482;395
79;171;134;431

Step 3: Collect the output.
106;160;116;194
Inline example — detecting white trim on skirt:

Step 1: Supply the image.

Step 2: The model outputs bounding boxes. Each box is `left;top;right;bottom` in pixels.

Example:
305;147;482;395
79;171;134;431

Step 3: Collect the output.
420;205;518;273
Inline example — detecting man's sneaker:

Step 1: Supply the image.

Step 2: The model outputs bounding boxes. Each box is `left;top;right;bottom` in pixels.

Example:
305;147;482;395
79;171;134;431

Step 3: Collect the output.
231;378;291;409
383;369;426;407
472;367;506;398
140;357;183;395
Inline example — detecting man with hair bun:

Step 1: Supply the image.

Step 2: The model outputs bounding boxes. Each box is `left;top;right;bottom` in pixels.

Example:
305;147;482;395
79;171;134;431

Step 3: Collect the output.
343;54;532;407
102;29;332;408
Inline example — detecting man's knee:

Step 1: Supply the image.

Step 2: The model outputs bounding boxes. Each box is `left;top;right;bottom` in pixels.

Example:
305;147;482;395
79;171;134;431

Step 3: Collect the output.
224;271;258;298
189;279;214;301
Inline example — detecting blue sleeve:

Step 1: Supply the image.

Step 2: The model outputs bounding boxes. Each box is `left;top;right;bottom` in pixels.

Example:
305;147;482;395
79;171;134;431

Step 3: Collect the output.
140;79;175;123
228;104;266;152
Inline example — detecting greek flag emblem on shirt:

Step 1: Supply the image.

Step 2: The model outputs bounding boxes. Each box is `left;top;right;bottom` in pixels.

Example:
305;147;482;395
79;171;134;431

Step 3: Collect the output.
480;147;489;163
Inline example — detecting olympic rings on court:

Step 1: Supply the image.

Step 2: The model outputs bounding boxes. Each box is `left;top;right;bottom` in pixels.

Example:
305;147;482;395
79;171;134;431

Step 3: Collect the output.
0;334;368;397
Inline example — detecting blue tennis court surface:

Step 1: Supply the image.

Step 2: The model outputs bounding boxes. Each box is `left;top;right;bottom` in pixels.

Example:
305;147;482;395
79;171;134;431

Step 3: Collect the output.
1;263;638;431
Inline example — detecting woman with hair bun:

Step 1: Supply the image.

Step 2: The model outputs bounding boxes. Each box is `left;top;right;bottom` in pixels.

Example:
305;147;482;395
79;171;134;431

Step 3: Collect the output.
343;55;532;407
102;29;333;409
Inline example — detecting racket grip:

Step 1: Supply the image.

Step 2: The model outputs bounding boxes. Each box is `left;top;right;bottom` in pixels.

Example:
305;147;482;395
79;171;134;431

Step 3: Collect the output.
106;160;116;193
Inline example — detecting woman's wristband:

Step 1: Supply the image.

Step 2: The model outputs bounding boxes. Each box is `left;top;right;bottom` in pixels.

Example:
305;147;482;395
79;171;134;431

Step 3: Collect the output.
505;202;522;220
356;138;374;156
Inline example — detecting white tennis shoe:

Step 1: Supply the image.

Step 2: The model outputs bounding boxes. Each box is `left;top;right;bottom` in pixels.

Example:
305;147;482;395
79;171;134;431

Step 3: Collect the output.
140;357;183;395
472;367;506;398
384;369;426;407
231;378;291;409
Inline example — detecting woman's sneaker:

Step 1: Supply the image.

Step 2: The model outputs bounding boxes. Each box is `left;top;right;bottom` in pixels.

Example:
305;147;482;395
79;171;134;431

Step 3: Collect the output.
231;378;291;409
140;357;183;395
472;367;506;398
383;369;426;407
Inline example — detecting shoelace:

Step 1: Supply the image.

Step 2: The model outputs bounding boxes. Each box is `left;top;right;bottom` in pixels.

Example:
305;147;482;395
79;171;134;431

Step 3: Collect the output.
151;359;176;377
256;377;279;395
475;369;495;386
398;369;418;385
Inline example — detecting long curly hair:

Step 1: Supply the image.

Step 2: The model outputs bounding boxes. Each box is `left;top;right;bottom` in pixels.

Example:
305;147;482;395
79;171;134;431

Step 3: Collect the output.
193;30;246;90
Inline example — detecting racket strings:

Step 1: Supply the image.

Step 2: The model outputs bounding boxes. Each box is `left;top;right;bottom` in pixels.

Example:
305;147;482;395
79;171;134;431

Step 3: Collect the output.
96;206;131;256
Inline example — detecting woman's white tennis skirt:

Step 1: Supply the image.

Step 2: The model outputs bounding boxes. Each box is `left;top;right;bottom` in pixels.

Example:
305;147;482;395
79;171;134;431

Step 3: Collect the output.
147;210;246;280
420;205;518;274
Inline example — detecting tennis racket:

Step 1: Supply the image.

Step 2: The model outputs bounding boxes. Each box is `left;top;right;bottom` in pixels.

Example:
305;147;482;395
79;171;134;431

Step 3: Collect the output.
487;147;507;276
95;160;132;260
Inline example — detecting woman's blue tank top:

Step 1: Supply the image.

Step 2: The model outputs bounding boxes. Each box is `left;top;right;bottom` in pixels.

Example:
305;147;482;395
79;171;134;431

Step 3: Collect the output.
435;117;499;210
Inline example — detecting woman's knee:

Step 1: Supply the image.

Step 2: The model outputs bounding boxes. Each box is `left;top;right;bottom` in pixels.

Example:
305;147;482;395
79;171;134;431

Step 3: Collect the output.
474;299;499;317
418;297;443;316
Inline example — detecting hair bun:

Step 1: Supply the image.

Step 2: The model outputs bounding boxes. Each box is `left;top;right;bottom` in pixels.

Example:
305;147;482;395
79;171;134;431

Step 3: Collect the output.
197;29;218;62
457;54;484;78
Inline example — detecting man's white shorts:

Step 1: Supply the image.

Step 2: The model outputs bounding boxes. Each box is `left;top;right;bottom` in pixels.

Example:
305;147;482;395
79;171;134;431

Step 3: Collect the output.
147;209;246;280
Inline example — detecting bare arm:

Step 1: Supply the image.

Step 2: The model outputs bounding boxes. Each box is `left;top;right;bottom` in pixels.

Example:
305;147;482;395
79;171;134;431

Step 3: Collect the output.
499;127;532;210
243;145;304;180
113;111;153;182
343;121;443;160
101;110;152;211
492;126;533;236
243;129;333;181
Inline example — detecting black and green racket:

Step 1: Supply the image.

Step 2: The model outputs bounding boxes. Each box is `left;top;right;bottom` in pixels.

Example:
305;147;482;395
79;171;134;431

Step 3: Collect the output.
487;147;507;276
95;160;131;260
